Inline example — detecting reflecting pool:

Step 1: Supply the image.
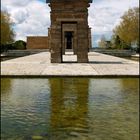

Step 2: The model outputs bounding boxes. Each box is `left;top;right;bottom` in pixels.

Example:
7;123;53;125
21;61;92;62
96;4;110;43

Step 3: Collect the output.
1;78;139;140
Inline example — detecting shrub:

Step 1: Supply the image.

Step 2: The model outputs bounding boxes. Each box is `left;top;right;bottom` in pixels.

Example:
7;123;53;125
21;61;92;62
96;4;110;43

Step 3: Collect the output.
13;40;26;50
0;40;26;53
0;43;13;53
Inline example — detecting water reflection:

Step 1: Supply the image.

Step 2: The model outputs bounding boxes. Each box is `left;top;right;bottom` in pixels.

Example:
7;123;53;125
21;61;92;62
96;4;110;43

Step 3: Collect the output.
1;78;12;97
1;78;139;140
121;78;139;91
49;78;89;139
1;78;51;139
88;78;139;140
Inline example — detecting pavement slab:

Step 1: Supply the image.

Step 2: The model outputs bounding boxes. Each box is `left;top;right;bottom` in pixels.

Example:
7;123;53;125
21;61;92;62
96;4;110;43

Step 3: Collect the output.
1;52;139;77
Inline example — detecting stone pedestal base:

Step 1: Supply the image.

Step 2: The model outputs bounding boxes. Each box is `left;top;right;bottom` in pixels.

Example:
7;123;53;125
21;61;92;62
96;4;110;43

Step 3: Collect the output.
77;53;88;63
51;52;62;63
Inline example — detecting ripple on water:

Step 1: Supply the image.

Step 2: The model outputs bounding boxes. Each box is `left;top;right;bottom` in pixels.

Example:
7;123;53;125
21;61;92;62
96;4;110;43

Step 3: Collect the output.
1;78;139;140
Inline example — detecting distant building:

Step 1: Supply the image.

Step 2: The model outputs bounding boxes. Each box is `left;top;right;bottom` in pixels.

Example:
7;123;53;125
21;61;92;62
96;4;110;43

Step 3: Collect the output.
27;36;49;49
131;41;138;50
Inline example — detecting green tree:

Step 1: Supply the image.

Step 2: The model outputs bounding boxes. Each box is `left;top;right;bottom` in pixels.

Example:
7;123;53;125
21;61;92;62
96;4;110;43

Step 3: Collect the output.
113;7;139;48
1;11;15;45
111;35;122;49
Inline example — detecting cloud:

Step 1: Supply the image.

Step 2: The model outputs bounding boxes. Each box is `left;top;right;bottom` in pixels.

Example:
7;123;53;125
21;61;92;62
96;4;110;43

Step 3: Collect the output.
1;0;139;41
1;0;50;41
2;0;33;7
88;0;139;34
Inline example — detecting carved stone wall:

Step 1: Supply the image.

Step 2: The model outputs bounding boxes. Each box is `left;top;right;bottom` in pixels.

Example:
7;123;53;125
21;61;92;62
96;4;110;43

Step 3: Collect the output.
48;0;92;63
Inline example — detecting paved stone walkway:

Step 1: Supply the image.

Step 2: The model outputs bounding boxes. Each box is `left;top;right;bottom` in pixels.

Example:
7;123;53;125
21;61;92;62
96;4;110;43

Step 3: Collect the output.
1;52;139;77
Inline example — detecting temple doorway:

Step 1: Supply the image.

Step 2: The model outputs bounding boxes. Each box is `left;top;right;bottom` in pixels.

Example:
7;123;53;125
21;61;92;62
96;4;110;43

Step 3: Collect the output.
65;31;73;49
62;30;77;63
61;23;77;62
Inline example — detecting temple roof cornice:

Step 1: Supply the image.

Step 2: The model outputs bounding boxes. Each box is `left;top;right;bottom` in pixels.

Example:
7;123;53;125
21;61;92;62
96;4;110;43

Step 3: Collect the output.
46;0;93;3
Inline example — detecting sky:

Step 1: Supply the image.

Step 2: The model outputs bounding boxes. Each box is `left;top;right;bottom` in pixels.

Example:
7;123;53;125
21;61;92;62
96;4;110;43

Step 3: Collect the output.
1;0;139;42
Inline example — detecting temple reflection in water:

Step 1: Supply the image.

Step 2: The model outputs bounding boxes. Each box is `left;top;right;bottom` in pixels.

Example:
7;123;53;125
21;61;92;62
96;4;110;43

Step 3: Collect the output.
49;78;90;137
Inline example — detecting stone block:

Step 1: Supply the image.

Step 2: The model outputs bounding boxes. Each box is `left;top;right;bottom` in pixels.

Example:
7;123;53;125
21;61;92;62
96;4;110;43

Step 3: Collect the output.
51;52;62;63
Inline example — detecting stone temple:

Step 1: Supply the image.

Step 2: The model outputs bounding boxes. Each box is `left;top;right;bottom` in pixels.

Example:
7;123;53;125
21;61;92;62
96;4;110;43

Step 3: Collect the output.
27;0;92;63
48;0;92;63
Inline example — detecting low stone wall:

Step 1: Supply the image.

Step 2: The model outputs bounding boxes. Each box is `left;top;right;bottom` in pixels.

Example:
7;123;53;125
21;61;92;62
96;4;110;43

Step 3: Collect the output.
90;49;136;57
1;49;137;58
27;36;49;49
1;49;49;57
